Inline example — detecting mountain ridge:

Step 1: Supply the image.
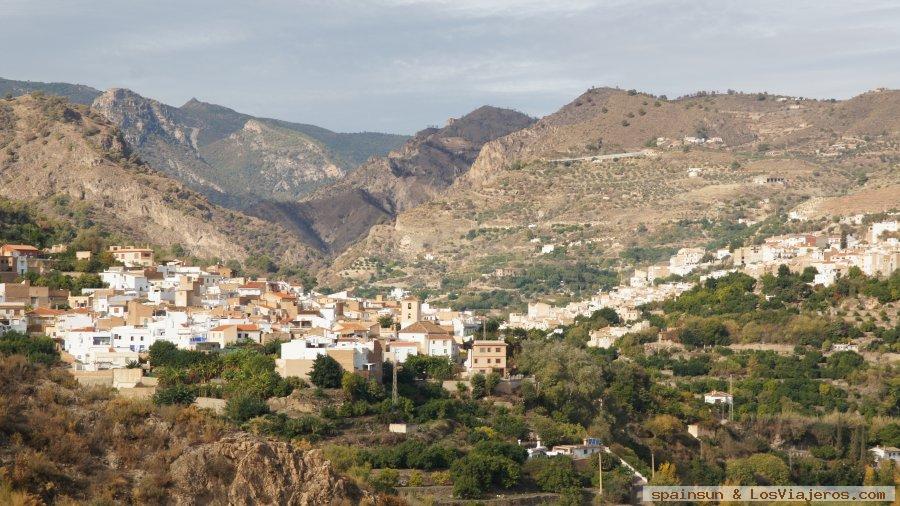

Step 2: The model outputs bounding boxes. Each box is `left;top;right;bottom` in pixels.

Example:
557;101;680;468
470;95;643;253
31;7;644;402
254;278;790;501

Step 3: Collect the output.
90;88;408;208
0;77;101;105
250;105;537;255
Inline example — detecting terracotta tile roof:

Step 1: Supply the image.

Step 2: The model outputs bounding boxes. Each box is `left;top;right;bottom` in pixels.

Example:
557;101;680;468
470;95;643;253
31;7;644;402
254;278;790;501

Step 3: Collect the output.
237;324;260;332
28;307;65;316
390;341;419;347
399;321;449;334
2;244;40;251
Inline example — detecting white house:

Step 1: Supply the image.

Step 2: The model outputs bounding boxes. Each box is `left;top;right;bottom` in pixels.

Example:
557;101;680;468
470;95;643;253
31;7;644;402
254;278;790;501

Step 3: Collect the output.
869;446;900;464
704;391;733;405
78;349;140;371
426;335;459;360
100;268;149;294
61;328;113;363
0;302;28;334
547;438;604;460
390;341;420;363
111;325;154;353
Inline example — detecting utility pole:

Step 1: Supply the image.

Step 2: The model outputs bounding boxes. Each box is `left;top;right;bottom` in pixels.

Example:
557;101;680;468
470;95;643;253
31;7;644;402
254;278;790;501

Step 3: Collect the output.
392;360;398;405
728;375;734;422
651;452;655;481
598;451;603;502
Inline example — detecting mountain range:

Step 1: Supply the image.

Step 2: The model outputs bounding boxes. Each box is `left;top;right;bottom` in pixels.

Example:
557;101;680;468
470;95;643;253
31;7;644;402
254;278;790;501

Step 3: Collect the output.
2;77;898;293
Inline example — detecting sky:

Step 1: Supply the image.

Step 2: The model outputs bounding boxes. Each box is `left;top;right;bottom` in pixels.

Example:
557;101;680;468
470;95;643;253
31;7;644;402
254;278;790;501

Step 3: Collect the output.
2;0;899;133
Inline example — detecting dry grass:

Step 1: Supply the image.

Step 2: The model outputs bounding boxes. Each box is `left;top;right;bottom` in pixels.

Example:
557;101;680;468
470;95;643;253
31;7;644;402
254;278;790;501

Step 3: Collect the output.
0;356;231;503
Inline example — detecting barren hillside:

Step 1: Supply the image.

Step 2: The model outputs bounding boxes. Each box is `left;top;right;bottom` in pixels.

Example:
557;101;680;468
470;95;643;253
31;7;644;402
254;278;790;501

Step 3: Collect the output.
0;94;322;266
324;88;900;295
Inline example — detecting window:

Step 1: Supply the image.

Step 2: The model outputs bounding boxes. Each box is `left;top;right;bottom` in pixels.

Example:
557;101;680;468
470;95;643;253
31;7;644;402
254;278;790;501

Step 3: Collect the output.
495;358;501;364
495;347;501;353
474;358;479;364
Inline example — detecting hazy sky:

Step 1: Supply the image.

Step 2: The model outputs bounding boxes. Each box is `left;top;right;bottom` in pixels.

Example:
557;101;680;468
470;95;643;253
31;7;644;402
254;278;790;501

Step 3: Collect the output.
2;0;899;133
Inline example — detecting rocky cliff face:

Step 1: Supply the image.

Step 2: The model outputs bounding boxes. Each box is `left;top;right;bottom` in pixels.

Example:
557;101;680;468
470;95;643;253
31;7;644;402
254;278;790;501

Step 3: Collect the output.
168;434;370;506
200;119;347;202
91;89;406;208
0;94;321;265
257;105;535;254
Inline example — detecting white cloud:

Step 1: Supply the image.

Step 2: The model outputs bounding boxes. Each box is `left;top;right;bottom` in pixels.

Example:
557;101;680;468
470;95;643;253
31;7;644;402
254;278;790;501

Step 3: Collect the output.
376;0;608;18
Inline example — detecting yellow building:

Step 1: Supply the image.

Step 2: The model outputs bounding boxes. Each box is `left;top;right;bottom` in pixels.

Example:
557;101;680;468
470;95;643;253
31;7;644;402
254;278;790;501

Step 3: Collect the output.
467;340;507;376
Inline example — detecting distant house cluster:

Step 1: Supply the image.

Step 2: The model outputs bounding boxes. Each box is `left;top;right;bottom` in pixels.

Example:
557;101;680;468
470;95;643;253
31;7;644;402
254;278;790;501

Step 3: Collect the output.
503;218;899;336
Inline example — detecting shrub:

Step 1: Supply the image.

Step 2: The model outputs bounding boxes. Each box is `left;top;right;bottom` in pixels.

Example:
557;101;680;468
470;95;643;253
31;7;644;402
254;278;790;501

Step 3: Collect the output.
0;331;58;365
153;384;196;406
408;470;425;487
225;394;270;423
369;468;399;493
249;413;334;441
472;440;528;464
430;470;452;485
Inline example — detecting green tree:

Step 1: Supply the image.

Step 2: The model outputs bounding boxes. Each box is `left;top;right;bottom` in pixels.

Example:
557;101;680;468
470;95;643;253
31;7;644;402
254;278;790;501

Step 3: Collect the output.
341;372;385;403
404;354;454;381
310;354;343;388
470;373;487;398
528;455;582;493
484;371;501;396
450;453;520;498
726;453;790;485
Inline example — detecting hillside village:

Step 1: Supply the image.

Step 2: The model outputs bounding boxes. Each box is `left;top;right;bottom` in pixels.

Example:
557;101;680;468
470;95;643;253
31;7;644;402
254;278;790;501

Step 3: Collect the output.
1;212;898;500
3;214;891;382
1;84;899;503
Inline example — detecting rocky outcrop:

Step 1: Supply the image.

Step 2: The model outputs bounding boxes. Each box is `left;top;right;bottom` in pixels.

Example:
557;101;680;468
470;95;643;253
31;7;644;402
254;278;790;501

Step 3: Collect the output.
168;434;370;506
